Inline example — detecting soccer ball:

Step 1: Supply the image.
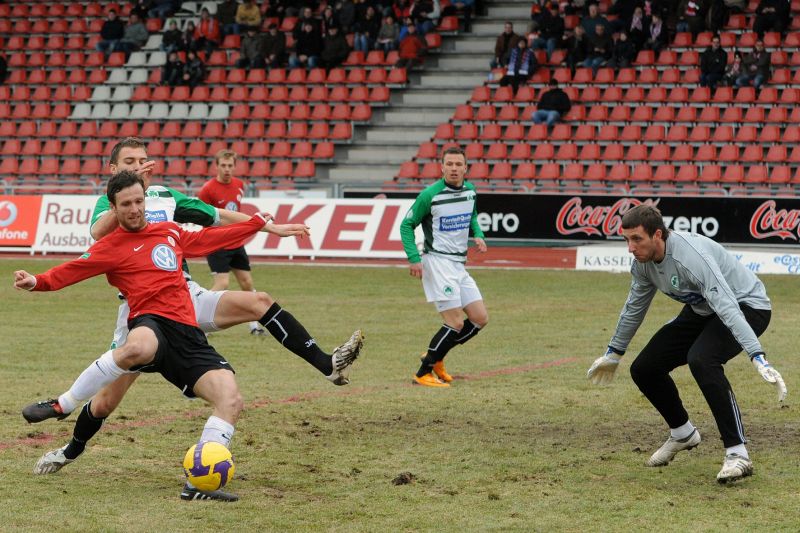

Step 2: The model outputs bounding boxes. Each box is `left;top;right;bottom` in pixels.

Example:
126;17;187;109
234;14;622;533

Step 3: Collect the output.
183;441;235;492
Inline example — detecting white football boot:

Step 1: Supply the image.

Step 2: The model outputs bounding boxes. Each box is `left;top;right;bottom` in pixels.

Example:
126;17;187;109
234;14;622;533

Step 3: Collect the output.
34;446;74;475
326;330;364;385
717;453;753;484
645;429;702;467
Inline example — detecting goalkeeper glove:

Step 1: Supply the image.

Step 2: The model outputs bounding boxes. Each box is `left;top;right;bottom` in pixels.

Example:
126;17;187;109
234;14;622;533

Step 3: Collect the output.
751;353;787;402
587;347;623;385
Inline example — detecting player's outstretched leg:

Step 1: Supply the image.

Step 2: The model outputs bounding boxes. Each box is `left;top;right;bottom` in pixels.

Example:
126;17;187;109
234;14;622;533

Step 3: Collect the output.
326;330;365;385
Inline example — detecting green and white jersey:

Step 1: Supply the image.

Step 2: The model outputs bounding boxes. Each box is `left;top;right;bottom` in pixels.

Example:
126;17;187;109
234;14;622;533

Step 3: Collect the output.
400;179;484;264
91;185;220;280
91;185;219;229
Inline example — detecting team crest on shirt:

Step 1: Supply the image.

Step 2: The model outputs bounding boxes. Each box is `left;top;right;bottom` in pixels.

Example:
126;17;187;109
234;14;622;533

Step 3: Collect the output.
225;201;238;212
152;244;178;271
443;285;454;297
670;275;679;289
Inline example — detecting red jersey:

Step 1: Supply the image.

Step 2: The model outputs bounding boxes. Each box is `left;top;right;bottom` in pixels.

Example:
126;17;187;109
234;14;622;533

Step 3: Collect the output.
198;177;245;213
32;215;267;326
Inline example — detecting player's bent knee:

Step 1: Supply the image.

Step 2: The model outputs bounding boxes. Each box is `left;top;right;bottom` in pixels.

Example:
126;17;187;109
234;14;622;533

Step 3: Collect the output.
253;291;274;313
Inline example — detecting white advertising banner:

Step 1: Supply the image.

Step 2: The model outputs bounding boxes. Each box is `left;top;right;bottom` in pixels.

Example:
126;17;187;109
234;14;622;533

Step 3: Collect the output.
576;245;800;275
30;196;419;259
33;195;96;253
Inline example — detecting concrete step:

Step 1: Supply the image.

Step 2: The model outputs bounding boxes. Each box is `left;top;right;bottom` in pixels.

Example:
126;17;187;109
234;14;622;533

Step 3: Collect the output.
343;146;415;164
382;109;453;126
434;55;493;70
328;164;397;182
365;126;433;143
400;90;472;106
450;38;497;54
417;72;487;88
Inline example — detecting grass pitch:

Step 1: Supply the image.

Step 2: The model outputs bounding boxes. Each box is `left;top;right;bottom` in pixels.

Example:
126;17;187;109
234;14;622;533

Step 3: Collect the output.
1;260;799;532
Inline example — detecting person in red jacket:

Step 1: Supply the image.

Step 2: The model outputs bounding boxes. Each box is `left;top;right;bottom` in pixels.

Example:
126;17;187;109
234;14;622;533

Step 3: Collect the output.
194;7;221;55
15;171;268;501
395;22;427;69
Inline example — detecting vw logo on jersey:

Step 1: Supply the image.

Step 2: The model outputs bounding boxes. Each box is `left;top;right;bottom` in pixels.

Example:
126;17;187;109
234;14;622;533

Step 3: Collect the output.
152;244;178;271
225;201;238;212
0;201;19;227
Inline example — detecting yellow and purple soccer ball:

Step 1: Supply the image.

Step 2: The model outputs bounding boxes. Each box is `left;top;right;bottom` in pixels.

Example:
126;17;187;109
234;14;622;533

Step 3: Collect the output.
183;441;235;492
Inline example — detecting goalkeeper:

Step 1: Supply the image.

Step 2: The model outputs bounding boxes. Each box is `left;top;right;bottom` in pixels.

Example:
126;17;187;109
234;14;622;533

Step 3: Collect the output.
587;204;786;484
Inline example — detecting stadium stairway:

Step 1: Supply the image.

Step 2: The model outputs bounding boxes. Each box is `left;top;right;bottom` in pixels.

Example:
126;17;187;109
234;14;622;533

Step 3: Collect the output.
326;0;533;183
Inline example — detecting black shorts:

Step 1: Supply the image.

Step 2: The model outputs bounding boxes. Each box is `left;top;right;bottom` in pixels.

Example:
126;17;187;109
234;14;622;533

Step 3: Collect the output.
128;314;234;398
206;246;251;274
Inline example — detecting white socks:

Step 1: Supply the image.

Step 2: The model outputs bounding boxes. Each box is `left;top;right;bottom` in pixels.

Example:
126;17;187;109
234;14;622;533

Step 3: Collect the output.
58;350;126;413
670;421;696;441
726;444;749;459
200;415;235;448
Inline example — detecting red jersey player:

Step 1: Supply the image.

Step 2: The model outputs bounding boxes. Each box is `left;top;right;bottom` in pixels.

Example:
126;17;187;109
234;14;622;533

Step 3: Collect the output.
15;171;267;501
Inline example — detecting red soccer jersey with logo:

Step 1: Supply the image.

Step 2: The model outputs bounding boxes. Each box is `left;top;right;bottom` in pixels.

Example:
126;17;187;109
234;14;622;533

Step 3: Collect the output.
198;177;245;213
32;215;266;326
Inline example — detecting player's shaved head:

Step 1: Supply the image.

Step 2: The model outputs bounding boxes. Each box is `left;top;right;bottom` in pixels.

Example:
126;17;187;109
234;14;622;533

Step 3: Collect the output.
621;204;669;238
108;170;145;205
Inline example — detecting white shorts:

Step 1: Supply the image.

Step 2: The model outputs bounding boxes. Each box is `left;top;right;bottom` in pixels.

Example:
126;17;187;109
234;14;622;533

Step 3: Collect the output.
111;280;225;348
421;254;483;312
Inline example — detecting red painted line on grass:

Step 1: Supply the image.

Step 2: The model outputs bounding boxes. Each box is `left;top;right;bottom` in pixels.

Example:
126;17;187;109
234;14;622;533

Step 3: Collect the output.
0;357;578;452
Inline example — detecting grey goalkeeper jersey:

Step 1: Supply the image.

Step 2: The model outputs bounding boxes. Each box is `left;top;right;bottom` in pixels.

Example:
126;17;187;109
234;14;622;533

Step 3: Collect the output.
609;231;771;357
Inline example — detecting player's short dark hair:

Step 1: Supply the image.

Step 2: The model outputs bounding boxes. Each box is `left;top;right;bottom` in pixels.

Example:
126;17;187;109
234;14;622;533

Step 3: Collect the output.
621;204;669;238
107;170;144;205
441;145;467;164
215;149;237;164
110;137;147;165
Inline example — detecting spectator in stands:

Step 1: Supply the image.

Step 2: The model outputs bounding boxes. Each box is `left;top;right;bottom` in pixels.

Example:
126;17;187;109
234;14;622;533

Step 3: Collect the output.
753;0;790;37
376;14;401;52
700;34;727;89
321;25;351;69
236;27;266;69
0;54;8;84
236;0;262;33
195;7;222;55
581;3;611;37
643;13;668;53
182;50;207;87
354;5;382;52
723;50;744;85
677;0;708;36
609;0;642;32
735;39;771;88
707;0;729;34
532;79;571;126
627;6;647;51
217;0;240;36
395;22;427;68
530;3;564;60
337;0;357;33
723;0;747;13
162;51;184;86
562;25;589;74
491;21;521;68
584;23;612;75
160;19;182;53
499;38;537;94
322;4;341;35
116;13;150;59
96;10;126;58
266;0;297;20
442;0;474;32
290;22;323;69
263;23;287;69
607;31;637;69
178;20;199;53
410;0;440;34
294;6;322;40
148;0;183;20
131;0;153;21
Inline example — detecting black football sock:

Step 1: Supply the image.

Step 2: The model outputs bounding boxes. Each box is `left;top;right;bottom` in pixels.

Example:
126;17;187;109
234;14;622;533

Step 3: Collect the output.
454;320;481;345
416;325;459;377
63;401;105;460
259;303;333;376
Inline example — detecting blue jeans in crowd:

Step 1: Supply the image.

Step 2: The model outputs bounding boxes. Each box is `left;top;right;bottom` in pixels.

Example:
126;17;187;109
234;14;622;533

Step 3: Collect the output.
530;37;557;59
735;73;765;89
532;110;561;126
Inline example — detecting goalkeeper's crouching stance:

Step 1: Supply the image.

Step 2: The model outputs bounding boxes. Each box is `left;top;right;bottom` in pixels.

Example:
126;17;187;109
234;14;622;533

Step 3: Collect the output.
587;204;787;484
